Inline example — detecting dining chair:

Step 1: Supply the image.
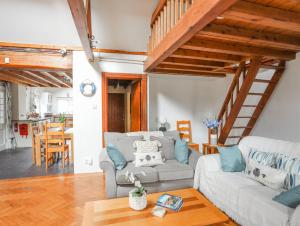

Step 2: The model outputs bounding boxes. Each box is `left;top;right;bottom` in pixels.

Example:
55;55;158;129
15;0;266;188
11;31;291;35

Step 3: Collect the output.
30;123;45;165
44;122;69;170
65;117;73;128
176;120;199;151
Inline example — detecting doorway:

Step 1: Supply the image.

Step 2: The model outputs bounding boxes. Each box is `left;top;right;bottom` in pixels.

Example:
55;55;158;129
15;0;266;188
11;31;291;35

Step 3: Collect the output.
102;73;147;137
0;85;6;151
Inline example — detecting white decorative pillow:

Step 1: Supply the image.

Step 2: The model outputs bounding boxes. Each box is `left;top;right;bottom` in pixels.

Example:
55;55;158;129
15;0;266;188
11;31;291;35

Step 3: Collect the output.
245;159;287;190
134;152;164;167
133;140;162;153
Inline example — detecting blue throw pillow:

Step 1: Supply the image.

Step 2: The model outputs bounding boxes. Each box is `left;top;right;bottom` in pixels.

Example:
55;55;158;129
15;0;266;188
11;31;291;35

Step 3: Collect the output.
175;139;189;164
217;145;246;172
107;144;127;170
273;185;300;208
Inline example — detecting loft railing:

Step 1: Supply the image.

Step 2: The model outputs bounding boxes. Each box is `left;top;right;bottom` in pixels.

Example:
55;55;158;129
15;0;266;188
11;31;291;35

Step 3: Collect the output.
148;0;194;54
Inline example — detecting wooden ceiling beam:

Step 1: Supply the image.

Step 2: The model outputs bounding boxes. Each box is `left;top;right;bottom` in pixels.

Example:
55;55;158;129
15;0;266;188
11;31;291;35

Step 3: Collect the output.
152;68;226;77
86;0;92;38
0;50;72;71
0;71;35;86
24;71;61;88
145;0;238;71
12;70;53;87
198;24;300;51
171;49;242;63
68;0;94;62
41;72;71;88
182;38;296;60
224;0;300;33
157;64;231;74
163;57;225;68
4;71;44;87
48;72;72;88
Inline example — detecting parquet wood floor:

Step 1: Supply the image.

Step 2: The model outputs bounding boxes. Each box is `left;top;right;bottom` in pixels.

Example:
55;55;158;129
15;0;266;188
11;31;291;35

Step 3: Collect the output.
0;173;238;226
0;173;105;226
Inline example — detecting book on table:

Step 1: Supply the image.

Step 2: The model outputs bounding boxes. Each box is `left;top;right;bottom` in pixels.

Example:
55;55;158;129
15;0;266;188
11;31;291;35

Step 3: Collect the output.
156;194;183;212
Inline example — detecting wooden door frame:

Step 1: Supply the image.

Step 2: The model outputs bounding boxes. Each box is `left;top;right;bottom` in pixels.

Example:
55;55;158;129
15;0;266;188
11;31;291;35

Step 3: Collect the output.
102;72;148;142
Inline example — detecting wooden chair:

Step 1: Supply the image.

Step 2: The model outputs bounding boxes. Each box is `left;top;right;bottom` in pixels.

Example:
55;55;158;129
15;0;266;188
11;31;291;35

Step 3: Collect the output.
30;123;45;165
176;120;199;151
64;117;73;128
44;122;69;170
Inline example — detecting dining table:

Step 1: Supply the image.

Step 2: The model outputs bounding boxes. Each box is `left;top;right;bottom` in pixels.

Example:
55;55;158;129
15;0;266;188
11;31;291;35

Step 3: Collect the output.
34;128;74;166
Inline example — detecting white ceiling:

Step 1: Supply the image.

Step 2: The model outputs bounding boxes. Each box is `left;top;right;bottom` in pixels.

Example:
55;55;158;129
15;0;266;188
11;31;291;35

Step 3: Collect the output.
0;0;158;52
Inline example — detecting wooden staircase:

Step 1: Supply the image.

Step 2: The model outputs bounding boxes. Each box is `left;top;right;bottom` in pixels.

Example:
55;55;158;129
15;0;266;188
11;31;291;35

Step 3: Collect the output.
218;57;286;145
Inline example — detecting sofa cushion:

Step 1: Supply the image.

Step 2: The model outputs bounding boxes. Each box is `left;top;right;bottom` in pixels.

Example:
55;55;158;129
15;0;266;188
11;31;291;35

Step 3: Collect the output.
116;162;158;185
273;185;300;209
106;145;127;170
218;145;246;172
151;136;175;160
238;185;293;226
175;139;189;164
163;130;180;140
248;148;277;167
154;160;193;181
115;136;143;161
104;132;125;146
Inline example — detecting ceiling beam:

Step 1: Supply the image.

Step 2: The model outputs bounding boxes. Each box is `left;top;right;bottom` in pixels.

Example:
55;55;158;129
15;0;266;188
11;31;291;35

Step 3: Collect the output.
171;49;241;63
182;38;296;60
158;64;215;71
156;65;232;74
224;0;300;33
163;57;225;68
12;70;53;87
68;0;94;62
198;23;300;51
41;72;71;88
0;71;35;86
152;68;226;77
4;71;44;87
24;71;61;88
144;0;239;71
86;0;92;38
0;50;72;71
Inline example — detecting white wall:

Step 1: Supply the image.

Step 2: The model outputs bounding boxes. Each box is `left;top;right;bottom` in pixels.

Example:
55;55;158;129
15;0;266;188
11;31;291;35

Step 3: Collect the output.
148;74;233;148
73;51;144;173
252;54;300;142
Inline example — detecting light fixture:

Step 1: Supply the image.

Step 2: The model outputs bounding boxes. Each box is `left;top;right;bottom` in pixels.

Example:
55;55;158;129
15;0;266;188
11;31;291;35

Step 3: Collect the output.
216;16;224;20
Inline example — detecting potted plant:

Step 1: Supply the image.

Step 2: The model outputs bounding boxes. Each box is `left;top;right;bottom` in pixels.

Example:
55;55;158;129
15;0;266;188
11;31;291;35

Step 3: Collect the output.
125;171;147;210
203;118;222;145
59;113;66;124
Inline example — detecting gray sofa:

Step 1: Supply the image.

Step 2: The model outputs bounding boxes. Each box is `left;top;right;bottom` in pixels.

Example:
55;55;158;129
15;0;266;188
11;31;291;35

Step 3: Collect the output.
99;131;200;198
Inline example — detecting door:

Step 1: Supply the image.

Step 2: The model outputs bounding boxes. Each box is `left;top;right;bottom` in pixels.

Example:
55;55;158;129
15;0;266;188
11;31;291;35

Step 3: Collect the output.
108;93;125;132
0;85;6;151
130;81;141;132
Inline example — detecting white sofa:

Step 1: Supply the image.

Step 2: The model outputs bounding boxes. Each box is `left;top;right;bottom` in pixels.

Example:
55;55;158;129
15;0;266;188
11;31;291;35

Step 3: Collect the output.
194;136;300;226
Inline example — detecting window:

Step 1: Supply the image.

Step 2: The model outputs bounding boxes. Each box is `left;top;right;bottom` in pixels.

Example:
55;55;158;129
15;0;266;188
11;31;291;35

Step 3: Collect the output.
0;90;5;124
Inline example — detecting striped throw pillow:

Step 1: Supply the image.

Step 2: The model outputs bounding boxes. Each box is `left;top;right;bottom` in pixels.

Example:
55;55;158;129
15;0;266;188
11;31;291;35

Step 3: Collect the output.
276;154;300;189
248;149;277;167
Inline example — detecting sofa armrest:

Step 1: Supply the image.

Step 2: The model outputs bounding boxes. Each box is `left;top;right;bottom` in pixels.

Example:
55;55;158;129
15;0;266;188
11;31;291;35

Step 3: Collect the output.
193;154;222;189
188;148;201;170
99;148;117;198
290;205;300;226
199;154;222;173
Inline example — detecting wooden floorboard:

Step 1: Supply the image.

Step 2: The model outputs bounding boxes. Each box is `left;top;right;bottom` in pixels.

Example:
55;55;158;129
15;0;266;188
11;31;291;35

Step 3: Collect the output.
0;173;105;226
0;173;238;226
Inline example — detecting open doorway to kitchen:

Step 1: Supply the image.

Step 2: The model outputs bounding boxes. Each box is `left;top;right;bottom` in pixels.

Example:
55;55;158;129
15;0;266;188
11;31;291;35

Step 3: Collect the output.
102;73;147;142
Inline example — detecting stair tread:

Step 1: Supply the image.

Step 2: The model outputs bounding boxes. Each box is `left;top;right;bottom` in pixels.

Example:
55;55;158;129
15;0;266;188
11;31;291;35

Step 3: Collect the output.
254;79;272;83
248;92;264;96
242;105;257;107
232;126;253;129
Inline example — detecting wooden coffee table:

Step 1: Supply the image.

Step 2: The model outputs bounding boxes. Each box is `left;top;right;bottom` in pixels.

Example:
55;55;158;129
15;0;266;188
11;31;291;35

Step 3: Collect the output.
82;188;230;226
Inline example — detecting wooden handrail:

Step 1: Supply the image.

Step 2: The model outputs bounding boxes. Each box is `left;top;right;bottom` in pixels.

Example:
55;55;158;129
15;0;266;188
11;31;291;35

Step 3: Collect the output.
218;61;245;122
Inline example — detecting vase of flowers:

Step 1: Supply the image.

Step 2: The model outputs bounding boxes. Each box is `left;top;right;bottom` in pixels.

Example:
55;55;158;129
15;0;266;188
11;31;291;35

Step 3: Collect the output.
203;118;222;145
126;171;147;211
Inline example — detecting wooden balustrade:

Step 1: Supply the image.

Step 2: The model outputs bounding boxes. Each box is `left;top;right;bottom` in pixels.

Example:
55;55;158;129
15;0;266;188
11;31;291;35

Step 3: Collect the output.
217;61;245;137
148;0;194;54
